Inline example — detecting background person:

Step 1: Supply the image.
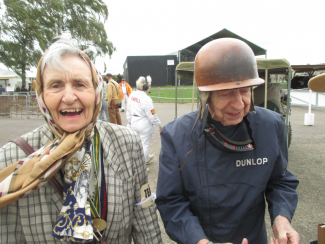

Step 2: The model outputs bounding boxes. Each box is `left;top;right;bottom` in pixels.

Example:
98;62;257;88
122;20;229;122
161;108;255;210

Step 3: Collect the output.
156;38;299;244
0;85;5;95
127;76;162;167
119;78;132;112
0;39;162;244
105;73;122;125
99;78;109;122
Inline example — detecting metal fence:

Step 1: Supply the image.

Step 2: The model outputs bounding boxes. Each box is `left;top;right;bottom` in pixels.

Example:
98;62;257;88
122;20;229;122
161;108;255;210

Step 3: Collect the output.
0;93;42;118
283;89;325;108
0;88;199;118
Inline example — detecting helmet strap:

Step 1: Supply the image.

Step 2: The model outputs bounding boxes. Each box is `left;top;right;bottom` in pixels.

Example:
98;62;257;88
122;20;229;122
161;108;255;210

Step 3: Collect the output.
204;112;255;153
250;87;256;113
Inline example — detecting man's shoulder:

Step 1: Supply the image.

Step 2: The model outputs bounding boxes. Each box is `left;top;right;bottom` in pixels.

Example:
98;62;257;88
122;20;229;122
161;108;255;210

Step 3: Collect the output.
253;106;283;120
250;106;285;129
164;110;198;132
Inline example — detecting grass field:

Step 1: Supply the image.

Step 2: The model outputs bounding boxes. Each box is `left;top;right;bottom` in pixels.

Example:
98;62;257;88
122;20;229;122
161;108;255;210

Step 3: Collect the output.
148;85;198;103
140;82;289;103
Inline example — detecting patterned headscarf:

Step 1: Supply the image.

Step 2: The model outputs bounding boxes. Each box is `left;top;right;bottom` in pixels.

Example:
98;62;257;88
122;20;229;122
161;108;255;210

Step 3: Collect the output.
0;48;103;208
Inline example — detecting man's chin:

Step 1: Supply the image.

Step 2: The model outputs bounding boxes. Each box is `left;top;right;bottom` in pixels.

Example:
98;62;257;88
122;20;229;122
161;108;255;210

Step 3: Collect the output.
221;118;243;126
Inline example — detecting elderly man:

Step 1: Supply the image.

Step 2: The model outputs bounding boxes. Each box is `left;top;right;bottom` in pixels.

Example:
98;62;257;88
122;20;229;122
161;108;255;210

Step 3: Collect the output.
156;38;299;244
105;73;122;125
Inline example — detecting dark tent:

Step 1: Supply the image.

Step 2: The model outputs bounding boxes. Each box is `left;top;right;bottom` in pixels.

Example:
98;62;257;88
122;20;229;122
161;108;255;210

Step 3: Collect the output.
123;28;267;87
178;28;266;62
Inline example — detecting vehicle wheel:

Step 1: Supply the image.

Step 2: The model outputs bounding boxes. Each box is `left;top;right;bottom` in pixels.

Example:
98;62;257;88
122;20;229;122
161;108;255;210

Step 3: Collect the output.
287;122;292;148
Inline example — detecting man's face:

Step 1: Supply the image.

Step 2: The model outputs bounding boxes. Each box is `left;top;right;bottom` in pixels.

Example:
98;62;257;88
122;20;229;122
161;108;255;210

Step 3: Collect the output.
207;87;251;126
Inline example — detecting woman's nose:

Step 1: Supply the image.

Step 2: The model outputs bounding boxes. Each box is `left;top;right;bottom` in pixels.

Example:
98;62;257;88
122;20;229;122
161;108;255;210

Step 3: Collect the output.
62;86;77;104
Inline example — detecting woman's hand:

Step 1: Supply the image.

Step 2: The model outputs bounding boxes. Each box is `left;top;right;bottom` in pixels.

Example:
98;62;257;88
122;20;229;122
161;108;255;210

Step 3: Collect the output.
159;126;163;132
270;215;300;244
196;238;248;244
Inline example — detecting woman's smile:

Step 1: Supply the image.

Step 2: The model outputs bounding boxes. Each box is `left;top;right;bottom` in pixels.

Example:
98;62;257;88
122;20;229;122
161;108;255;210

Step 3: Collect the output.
60;108;83;117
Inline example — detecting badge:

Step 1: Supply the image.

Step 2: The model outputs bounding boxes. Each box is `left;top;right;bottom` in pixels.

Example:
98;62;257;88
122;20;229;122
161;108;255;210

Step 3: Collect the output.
140;183;154;208
151;109;156;115
93;218;107;232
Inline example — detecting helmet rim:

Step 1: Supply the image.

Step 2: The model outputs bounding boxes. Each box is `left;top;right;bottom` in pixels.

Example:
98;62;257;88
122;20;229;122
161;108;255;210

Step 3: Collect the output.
197;77;265;91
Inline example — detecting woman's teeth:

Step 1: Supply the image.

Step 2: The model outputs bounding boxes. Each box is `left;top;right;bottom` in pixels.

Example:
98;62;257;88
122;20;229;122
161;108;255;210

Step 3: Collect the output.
61;109;82;113
60;109;83;116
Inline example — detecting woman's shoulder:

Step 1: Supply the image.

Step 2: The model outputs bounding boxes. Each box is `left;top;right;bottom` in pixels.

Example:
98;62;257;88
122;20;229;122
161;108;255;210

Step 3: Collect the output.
96;121;139;144
0;124;52;169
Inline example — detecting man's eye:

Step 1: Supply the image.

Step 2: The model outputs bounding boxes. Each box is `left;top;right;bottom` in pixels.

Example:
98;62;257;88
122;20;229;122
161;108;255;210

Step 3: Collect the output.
240;89;250;93
77;83;85;87
52;84;61;88
220;92;230;97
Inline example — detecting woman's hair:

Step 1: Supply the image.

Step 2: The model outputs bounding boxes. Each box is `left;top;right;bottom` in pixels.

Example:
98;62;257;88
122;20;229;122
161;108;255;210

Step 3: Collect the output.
41;39;90;75
136;76;152;91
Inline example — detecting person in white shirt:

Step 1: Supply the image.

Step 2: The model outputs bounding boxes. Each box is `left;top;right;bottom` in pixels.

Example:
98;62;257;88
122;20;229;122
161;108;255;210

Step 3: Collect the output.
127;76;162;165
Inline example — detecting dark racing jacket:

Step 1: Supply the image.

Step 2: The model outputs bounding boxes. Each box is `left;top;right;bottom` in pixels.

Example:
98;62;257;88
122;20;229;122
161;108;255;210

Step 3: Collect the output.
156;106;299;244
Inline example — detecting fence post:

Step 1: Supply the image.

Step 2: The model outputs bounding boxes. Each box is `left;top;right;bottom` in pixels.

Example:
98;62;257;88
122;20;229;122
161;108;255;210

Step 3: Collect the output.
27;94;30;119
182;87;184;103
158;87;160;102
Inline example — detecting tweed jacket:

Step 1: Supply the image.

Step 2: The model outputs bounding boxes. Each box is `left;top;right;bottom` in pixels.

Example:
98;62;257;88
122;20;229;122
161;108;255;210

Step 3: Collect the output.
105;80;120;104
0;121;162;244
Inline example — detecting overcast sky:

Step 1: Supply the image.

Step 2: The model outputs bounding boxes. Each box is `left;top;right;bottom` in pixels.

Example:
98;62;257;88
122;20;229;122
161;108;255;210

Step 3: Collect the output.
1;0;325;76
97;0;325;75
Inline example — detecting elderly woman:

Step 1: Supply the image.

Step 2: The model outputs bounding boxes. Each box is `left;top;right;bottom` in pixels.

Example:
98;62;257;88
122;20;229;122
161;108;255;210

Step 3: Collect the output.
126;76;162;167
0;40;161;244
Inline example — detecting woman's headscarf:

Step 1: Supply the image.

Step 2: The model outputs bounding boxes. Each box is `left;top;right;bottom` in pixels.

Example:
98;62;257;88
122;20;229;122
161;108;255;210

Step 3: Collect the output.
0;46;103;208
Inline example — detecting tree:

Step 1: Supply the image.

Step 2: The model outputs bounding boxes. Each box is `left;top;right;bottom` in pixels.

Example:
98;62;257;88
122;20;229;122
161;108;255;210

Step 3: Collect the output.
0;0;115;87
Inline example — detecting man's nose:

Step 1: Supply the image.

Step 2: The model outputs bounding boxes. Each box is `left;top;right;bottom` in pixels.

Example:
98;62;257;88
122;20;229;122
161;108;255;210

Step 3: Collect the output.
62;85;77;104
230;90;244;109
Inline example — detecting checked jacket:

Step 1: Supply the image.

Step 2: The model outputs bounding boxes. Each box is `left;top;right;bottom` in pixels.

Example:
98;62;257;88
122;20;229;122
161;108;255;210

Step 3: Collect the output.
0;120;162;244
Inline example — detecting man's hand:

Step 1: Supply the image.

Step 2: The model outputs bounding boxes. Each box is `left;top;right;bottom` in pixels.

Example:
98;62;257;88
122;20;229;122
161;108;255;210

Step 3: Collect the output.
159;126;163;132
108;104;111;108
270;215;300;244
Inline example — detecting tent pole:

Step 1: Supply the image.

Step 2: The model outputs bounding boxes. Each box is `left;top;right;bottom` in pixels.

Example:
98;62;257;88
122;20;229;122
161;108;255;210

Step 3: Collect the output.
285;67;292;127
192;78;195;111
175;70;177;119
264;69;268;108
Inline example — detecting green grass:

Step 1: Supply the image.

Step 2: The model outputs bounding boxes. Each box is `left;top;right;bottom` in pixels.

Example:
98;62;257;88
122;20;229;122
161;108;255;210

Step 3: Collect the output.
281;83;288;89
148;87;198;103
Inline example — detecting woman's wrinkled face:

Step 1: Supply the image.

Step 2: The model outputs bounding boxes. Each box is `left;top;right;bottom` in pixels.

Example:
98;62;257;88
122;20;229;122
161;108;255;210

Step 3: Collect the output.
42;55;95;133
207;87;251;126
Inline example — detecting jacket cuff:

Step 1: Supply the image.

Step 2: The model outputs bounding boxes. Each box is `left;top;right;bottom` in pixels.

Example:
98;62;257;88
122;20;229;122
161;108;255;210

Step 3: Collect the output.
187;228;208;244
270;207;292;226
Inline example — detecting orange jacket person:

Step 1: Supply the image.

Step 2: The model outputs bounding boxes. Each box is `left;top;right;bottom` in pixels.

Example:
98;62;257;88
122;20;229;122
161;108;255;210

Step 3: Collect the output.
119;79;132;112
